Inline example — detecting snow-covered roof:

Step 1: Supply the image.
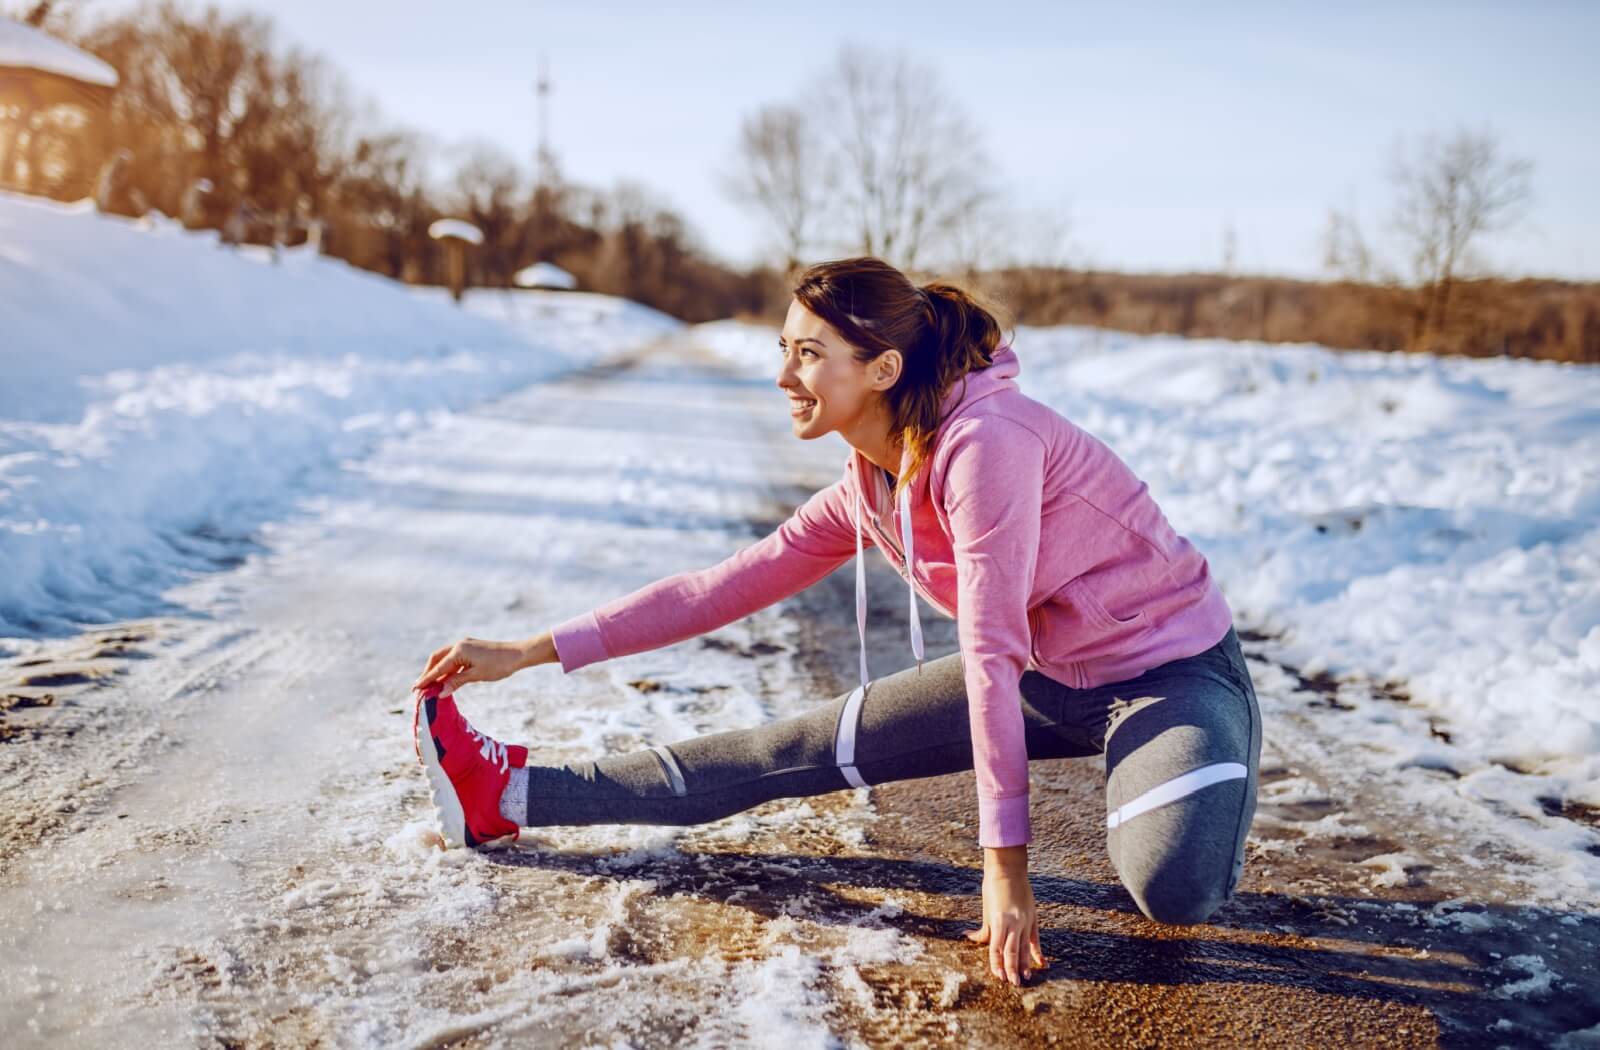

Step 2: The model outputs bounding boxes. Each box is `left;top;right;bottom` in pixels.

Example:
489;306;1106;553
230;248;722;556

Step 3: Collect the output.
427;218;483;245
514;261;576;289
0;18;118;88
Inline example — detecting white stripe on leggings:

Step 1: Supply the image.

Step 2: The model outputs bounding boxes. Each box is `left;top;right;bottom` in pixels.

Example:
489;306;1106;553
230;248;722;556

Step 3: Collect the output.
1105;762;1248;830
835;684;869;789
648;744;688;797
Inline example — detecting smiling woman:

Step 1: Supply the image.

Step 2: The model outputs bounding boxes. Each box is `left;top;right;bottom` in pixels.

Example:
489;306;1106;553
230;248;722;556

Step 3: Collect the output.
411;256;1257;990
775;260;1005;509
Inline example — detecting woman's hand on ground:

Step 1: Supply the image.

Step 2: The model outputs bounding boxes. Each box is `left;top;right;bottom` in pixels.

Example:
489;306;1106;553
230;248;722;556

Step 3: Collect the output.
964;848;1049;985
412;636;534;696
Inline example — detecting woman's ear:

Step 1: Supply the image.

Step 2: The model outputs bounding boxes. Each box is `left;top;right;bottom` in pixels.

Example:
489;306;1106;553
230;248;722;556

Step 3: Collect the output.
874;350;903;389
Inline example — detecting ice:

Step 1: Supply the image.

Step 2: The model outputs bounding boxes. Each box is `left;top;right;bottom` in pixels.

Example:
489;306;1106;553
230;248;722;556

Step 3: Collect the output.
1427;900;1498;934
537;929;611;962
1359;852;1423;889
1496;953;1560;1000
726;944;833;1049
384;820;448;858
1556;1022;1600;1048
935;972;967;1009
281;880;348;910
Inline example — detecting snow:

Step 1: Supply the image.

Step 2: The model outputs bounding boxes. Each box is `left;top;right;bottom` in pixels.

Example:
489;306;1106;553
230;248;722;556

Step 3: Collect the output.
1496;953;1561;1000
1557;1022;1600;1049
693;318;1600;831
515;261;576;289
427;217;483;245
0;191;681;636
0;17;118;87
2;200;1599;1040
1358;851;1422;888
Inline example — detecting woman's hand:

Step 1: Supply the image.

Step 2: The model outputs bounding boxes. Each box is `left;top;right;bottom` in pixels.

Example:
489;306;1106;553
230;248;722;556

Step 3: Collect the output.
964;845;1049;986
412;636;537;696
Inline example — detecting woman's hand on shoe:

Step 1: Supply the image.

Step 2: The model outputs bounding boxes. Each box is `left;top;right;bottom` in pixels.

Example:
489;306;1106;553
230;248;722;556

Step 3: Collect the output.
413;636;535;696
965;847;1049;986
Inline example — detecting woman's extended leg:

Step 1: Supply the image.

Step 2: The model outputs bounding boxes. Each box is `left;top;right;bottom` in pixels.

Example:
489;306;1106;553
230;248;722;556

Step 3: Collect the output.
517;650;1099;829
1096;626;1263;925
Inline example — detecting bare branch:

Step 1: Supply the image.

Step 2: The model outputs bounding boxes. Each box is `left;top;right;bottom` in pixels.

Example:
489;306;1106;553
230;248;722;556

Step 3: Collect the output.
810;44;997;271
1387;125;1534;289
718;103;824;272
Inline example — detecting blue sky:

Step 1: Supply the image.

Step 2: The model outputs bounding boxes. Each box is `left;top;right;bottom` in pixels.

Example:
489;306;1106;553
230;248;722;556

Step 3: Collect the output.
99;0;1599;279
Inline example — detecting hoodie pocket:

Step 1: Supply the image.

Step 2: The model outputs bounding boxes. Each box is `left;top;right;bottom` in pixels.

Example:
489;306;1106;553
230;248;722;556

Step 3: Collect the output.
1066;577;1148;632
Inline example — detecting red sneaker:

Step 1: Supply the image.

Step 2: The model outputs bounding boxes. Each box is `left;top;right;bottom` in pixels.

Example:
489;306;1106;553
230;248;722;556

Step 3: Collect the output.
412;683;528;849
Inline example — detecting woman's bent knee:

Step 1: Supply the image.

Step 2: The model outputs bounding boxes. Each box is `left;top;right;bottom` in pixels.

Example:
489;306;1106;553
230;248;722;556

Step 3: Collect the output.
1120;854;1238;926
1130;881;1228;926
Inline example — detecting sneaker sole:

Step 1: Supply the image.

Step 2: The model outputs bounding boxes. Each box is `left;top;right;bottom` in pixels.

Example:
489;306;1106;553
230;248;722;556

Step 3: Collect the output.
412;690;516;851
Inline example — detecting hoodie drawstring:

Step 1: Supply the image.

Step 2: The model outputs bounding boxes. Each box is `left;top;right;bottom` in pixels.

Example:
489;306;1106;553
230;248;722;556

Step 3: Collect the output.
900;480;925;673
852;467;925;693
853;481;869;689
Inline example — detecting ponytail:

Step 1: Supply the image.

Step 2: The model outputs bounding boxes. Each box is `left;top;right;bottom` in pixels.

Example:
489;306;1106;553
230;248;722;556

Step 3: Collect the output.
791;257;1012;502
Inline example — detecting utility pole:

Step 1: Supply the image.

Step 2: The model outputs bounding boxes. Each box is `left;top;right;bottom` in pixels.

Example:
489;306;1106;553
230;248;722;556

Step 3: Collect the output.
532;53;555;261
533;54;558;190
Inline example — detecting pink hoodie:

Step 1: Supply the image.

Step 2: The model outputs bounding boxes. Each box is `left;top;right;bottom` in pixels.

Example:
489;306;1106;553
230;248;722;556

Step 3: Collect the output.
549;343;1234;848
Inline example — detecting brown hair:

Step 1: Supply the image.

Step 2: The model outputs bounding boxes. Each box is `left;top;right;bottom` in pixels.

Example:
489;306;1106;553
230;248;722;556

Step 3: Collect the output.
791;256;1013;502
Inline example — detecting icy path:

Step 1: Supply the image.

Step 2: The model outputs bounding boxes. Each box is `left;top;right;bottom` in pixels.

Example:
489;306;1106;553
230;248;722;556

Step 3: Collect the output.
0;336;928;1047
2;332;1597;1047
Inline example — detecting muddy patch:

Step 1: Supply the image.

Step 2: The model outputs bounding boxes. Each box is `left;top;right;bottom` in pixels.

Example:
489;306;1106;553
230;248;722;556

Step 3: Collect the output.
0;623;162;743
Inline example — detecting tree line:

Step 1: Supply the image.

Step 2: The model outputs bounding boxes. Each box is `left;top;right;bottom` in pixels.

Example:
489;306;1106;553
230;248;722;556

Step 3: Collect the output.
3;1;1593;361
1;0;772;321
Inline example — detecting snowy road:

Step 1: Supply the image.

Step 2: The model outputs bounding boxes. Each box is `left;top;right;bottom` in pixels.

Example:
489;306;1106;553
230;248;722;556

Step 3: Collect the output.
0;335;901;1046
2;333;1597;1047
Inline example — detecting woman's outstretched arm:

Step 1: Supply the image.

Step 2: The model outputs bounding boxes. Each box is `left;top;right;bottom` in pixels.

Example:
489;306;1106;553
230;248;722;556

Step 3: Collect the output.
413;469;868;695
546;471;865;673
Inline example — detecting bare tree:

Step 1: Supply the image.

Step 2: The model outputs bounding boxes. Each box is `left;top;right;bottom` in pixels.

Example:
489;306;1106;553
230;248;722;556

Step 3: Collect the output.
719;103;824;275
1321;206;1379;283
5;0;83;30
332;121;430;276
450;142;523;287
815;44;994;270
78;2;282;220
593;177;684;301
1390;126;1533;338
1323;125;1533;345
263;47;355;221
726;44;998;272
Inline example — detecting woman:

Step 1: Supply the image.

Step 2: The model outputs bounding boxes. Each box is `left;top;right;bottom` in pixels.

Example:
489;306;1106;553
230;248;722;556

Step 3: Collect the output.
411;257;1262;988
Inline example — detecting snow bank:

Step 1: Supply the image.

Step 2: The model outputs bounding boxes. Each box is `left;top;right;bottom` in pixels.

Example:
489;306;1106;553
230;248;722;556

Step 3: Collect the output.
0;191;681;636
691;319;1600;810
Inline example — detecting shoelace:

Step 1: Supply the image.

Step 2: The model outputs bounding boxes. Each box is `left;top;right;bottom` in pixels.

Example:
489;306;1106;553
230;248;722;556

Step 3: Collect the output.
468;724;509;774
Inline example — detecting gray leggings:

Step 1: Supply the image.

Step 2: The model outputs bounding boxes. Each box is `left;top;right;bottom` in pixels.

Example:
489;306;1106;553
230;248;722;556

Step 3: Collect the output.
523;625;1262;926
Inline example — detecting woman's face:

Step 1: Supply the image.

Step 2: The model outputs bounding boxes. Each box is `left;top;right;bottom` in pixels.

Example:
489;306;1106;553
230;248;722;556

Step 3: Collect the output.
776;298;896;440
